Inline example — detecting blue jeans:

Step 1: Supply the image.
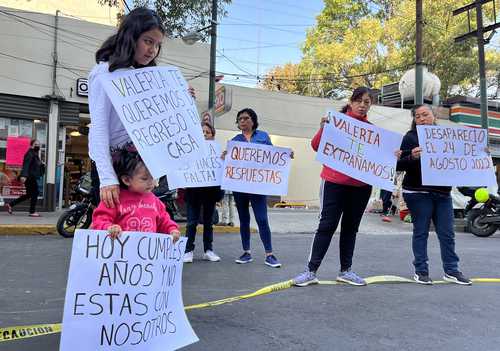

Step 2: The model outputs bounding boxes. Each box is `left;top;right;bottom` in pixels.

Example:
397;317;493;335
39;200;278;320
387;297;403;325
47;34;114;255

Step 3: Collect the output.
403;192;460;274
233;192;272;253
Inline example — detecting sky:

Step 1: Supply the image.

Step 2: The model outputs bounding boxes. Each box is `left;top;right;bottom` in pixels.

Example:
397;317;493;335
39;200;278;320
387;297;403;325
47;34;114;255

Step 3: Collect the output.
215;0;325;88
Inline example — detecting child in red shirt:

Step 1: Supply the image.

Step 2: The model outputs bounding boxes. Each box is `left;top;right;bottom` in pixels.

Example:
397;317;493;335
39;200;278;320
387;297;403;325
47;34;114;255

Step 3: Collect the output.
91;147;180;241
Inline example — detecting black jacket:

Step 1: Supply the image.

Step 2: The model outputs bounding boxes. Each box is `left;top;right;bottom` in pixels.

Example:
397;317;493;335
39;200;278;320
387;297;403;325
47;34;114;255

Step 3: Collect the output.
185;186;224;204
396;129;451;194
21;149;44;179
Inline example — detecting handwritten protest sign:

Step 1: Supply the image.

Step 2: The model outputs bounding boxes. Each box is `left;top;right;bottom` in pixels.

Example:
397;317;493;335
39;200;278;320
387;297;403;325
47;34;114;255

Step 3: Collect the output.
6;136;31;166
99;66;207;178
316;110;403;191
60;230;198;351
221;141;292;195
167;140;223;189
417;125;496;186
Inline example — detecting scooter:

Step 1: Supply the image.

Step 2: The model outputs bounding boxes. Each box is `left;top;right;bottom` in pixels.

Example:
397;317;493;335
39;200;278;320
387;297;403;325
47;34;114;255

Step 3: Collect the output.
467;191;500;237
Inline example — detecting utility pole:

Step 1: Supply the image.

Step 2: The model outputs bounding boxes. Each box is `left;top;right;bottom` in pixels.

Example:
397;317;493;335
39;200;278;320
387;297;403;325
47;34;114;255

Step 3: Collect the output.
208;0;217;125
51;10;59;96
46;9;61;210
454;0;500;143
476;1;488;134
415;0;424;105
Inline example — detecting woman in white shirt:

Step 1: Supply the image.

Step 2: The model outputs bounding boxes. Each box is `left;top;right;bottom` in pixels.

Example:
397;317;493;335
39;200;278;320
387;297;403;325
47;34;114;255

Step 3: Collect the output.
89;7;193;208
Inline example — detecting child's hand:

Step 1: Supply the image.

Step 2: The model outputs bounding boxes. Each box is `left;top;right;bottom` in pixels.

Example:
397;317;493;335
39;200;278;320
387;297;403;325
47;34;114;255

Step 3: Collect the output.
170;230;181;243
107;224;122;239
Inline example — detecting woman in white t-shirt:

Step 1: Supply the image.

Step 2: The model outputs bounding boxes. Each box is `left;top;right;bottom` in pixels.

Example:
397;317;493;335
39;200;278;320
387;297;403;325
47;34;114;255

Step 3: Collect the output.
89;7;194;209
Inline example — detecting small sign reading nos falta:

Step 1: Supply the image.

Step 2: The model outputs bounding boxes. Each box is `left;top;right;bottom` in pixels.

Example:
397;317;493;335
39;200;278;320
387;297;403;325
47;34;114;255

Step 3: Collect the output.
59;230;198;351
99;66;207;179
221;141;292;196
316;110;403;191
417;125;496;186
167;140;223;189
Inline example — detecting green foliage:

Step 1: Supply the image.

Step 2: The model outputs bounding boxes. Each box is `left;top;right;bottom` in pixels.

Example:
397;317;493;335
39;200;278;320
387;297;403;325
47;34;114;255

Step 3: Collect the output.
98;0;231;38
262;0;500;99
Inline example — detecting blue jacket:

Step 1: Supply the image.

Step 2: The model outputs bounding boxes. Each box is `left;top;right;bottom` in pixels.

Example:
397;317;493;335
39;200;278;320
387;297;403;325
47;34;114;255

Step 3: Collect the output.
231;130;272;145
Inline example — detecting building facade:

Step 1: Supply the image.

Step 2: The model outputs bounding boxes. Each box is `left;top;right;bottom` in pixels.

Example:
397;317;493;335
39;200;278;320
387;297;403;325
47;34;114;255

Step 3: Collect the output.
2;5;480;211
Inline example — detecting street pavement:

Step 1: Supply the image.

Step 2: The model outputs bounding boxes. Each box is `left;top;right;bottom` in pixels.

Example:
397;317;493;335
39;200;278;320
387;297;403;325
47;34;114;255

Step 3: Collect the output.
0;211;499;350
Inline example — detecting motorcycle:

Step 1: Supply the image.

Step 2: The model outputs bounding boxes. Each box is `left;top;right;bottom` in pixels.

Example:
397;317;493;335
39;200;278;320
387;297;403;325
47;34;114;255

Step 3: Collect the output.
57;175;218;238
153;176;187;222
57;172;95;238
456;187;480;217
458;186;500;237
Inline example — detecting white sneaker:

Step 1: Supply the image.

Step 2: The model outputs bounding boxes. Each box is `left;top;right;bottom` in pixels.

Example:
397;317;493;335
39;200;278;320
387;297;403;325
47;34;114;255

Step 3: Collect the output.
183;251;193;263
202;250;221;262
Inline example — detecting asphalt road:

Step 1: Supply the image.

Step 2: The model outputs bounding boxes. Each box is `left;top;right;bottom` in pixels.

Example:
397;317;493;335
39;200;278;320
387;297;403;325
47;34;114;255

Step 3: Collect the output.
0;214;499;351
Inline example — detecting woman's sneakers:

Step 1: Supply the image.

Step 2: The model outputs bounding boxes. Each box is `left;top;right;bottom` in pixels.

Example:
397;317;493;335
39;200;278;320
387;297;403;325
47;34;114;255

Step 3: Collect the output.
414;272;472;285
293;270;318;287
202;250;221;262
264;254;281;268
235;252;281;268
235;252;253;264
414;272;433;285
184;250;221;263
28;213;41;217
183;251;194;263
336;270;367;286
444;272;472;285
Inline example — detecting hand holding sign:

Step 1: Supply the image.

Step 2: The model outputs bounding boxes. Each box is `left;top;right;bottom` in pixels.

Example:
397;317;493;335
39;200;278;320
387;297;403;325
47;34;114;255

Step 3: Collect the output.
60;230;198;351
222;141;292;196
316;110;403;191
417;125;496;186
167;140;224;189
411;147;422;159
99;66;208;179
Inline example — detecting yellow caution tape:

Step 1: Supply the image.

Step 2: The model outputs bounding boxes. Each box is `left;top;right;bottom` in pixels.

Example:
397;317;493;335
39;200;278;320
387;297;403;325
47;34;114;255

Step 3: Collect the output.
1;276;499;343
0;323;61;342
185;279;293;310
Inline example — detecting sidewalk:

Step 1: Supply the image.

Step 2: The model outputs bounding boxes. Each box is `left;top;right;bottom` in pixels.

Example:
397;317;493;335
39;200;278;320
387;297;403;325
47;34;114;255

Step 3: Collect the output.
0;210;242;235
0;208;467;236
0;210;61;235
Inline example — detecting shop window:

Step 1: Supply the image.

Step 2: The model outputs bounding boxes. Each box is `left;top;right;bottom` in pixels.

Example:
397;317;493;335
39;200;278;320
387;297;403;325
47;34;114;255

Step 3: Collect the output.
0;117;47;200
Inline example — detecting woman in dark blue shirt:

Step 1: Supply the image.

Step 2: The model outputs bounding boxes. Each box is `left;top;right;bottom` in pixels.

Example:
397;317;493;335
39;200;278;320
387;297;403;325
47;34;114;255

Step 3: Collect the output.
230;108;281;268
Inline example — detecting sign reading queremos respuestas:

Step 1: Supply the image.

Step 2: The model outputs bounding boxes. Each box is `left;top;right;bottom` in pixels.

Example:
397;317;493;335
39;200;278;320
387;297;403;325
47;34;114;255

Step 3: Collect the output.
76;78;88;97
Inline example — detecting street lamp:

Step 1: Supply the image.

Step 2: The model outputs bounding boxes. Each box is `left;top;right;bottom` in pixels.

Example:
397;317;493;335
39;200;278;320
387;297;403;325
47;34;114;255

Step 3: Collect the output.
181;0;218;126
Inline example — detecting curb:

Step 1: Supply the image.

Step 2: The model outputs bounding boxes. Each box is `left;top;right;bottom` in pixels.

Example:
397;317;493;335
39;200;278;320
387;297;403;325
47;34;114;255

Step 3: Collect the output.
0;224;57;235
0;224;244;236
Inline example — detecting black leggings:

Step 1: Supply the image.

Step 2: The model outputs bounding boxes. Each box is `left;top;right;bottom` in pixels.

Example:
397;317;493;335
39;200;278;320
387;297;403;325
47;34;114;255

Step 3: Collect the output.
90;161;100;206
9;177;39;214
308;181;372;272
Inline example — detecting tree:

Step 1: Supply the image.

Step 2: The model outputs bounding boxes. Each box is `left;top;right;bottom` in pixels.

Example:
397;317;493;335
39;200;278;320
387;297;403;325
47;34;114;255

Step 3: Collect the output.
99;0;231;38
261;0;500;100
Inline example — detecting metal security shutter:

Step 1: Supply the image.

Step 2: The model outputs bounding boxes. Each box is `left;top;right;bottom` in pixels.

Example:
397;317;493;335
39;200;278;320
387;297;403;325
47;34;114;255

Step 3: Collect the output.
0;93;49;120
59;101;81;125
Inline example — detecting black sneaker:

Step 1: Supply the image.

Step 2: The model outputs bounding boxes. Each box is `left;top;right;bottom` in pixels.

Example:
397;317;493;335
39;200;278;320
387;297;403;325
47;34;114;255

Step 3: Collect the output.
413;272;433;285
443;272;472;285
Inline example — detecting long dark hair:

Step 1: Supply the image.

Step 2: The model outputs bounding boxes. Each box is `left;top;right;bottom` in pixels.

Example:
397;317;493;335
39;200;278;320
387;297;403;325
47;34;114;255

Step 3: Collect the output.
112;145;146;189
410;104;436;131
202;122;216;137
236;108;259;131
95;7;166;72
340;87;373;113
